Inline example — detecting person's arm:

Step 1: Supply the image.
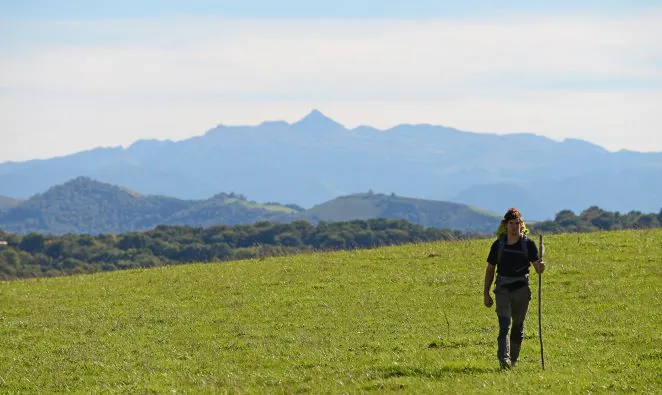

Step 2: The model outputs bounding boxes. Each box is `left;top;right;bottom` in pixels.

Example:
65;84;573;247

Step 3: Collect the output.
484;263;496;307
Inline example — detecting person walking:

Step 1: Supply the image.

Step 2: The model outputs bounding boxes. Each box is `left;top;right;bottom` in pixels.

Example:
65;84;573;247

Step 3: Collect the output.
483;208;545;368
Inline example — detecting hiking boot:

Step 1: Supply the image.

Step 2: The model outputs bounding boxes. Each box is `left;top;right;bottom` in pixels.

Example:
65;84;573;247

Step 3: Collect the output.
497;337;510;364
510;341;522;367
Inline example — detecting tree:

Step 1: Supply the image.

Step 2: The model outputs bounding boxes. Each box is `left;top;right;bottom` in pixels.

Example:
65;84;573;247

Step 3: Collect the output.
2;249;20;267
18;233;46;254
118;234;149;250
62;258;84;270
580;206;606;221
554;210;576;222
276;233;302;247
636;214;660;229
46;241;66;258
591;213;616;230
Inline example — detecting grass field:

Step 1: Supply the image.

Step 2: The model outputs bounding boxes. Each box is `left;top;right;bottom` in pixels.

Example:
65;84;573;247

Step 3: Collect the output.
1;230;660;393
225;197;298;213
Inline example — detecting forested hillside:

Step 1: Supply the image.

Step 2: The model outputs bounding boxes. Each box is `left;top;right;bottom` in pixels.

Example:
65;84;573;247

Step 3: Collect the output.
0;177;301;234
0;219;469;280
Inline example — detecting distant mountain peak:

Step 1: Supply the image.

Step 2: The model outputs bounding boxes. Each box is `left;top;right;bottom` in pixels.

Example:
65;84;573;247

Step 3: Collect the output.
292;109;345;130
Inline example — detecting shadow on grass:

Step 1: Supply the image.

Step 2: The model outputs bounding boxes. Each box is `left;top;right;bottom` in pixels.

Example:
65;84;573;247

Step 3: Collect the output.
363;381;408;392
369;363;498;380
427;338;491;349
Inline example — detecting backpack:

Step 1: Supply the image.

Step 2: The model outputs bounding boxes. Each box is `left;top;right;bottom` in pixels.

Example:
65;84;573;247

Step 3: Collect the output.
496;234;529;265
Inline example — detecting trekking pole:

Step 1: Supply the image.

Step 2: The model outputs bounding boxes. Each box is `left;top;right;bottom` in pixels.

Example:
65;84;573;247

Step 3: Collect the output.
538;234;545;370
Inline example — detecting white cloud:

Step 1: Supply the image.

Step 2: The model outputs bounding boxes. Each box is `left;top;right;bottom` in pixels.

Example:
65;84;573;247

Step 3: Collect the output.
1;10;661;161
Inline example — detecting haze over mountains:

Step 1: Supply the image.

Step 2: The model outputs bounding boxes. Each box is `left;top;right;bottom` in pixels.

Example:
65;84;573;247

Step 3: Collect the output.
1;110;660;220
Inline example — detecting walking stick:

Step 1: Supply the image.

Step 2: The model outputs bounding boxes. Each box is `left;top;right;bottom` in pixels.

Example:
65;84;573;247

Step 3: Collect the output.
538;234;545;370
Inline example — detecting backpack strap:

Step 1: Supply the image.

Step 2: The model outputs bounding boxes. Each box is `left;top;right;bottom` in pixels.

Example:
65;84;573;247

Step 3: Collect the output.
496;235;506;265
521;234;529;261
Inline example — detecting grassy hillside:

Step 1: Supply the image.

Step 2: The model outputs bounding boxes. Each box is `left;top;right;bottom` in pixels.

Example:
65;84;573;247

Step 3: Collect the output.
162;193;299;227
299;192;501;232
0;229;660;393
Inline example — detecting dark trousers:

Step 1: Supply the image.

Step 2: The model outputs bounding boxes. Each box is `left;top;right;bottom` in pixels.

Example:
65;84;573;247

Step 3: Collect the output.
494;284;531;363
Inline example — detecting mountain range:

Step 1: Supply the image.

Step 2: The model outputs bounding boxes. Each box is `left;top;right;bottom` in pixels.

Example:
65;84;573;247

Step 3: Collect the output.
0;177;501;235
1;110;660;220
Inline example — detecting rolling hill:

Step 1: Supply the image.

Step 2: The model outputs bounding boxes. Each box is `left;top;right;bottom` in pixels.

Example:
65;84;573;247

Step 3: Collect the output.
160;193;301;227
0;177;299;235
0;178;500;235
299;192;500;232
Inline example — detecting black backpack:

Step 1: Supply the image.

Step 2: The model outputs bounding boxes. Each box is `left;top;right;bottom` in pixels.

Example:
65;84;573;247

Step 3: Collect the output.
496;234;529;265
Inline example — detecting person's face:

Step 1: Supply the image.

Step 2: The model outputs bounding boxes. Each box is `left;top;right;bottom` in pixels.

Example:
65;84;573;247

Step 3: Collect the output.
506;219;521;236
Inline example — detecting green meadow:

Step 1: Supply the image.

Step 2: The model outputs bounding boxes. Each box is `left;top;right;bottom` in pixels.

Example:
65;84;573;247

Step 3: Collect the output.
1;230;660;393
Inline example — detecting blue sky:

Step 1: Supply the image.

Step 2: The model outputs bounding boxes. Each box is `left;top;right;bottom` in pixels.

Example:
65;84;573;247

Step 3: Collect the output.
1;1;662;161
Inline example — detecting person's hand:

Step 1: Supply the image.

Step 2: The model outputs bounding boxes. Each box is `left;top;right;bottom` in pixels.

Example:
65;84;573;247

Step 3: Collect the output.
484;293;493;308
533;259;545;274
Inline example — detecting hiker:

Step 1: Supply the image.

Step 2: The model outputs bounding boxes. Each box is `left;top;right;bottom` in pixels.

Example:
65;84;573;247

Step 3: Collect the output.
483;208;544;368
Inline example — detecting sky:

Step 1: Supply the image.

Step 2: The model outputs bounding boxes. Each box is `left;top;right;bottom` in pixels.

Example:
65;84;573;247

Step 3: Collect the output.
1;0;662;162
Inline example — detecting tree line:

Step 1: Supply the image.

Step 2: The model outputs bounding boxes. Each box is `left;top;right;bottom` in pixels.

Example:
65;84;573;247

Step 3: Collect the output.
530;206;662;234
0;219;471;280
1;206;661;281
